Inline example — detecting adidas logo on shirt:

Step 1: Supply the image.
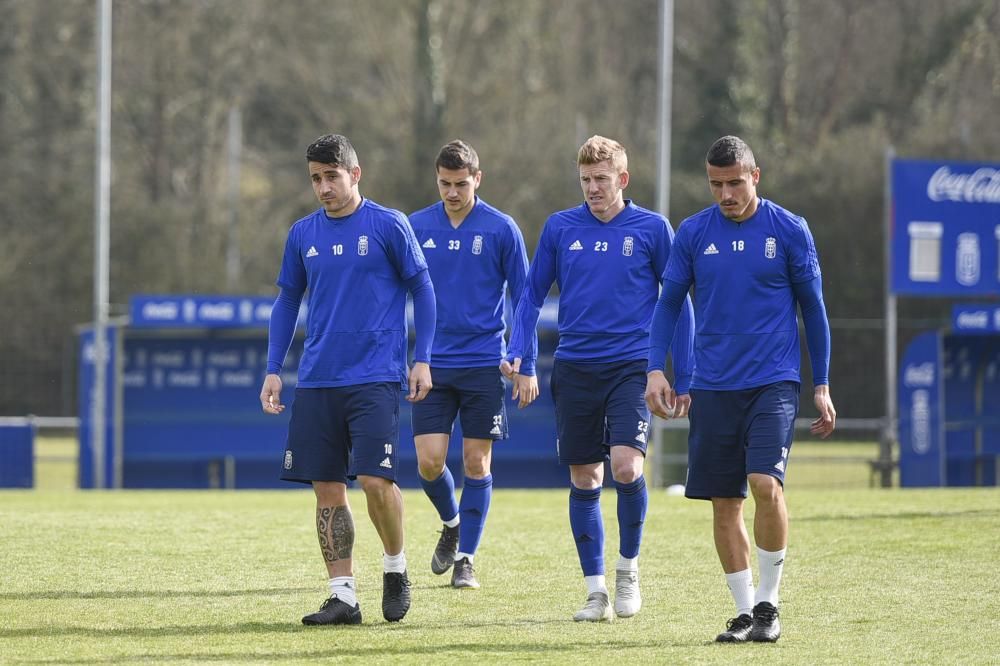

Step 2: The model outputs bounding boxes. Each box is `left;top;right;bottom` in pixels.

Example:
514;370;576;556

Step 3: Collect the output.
422;238;437;249
380;457;393;469
306;246;319;258
703;243;719;255
569;240;583;251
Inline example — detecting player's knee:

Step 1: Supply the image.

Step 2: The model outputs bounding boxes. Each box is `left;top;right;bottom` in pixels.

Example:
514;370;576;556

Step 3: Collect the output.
357;474;393;497
463;455;490;478
312;481;348;505
569;465;603;489
748;473;783;503
462;439;492;478
609;450;643;484
417;458;445;480
711;497;744;523
610;462;641;484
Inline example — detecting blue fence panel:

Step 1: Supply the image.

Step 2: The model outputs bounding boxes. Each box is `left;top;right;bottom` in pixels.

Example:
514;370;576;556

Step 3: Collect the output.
80;296;583;489
0;421;34;488
121;334;296;488
943;338;981;486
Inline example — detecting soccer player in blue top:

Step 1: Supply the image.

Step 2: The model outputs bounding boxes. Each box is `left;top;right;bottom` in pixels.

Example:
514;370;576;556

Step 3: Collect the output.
259;134;437;626
504;136;695;622
408;140;536;590
646;135;837;643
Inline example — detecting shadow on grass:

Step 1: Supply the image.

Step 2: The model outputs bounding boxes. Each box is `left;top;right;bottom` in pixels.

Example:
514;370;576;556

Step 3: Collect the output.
0;615;585;640
13;637;687;664
797;508;998;522
0;587;314;601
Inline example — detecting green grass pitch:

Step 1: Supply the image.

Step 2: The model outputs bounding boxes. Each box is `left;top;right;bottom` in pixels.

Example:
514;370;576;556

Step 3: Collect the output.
2;479;998;664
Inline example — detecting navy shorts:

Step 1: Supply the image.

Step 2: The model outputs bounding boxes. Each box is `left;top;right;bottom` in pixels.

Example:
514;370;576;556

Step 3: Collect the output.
410;366;508;440
550;359;650;465
280;382;400;485
685;381;800;500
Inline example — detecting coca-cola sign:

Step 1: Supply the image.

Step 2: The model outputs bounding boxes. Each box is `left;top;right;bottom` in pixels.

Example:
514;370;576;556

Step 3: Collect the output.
955;310;989;329
903;362;935;388
893;158;1000;296
926;167;1000;204
951;304;1000;333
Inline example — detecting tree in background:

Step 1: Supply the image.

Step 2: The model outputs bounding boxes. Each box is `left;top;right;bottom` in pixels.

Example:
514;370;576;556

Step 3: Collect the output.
0;0;997;416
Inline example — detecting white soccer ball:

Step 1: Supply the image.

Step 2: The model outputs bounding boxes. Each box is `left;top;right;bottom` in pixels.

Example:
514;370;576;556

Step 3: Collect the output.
665;484;686;496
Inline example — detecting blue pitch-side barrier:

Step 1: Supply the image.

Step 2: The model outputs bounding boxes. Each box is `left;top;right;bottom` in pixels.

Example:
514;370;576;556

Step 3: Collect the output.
0;419;34;488
79;295;568;489
898;305;1000;487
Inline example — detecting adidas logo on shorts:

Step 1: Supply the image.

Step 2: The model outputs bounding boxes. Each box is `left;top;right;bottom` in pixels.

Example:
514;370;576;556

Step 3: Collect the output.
380;457;393;469
490;425;502;436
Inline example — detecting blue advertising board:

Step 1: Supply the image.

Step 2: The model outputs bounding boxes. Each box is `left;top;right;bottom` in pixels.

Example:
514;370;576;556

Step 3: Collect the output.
129;294;306;329
898;328;1000;487
119;333;296;488
891;159;1000;296
130;293;559;331
898;331;944;486
952;303;1000;335
80;295;569;489
115;331;563;489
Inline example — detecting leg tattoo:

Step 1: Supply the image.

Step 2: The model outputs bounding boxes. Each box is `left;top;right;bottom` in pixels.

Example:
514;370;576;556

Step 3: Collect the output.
317;505;354;563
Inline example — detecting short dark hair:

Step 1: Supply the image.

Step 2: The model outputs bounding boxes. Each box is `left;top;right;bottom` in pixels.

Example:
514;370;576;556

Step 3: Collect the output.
706;135;756;171
305;134;359;170
435;140;479;175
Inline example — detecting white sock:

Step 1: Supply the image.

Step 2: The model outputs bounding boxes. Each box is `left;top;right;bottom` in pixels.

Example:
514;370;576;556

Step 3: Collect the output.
456;551;474;563
383;550;407;574
617;555;638;572
328;576;357;607
584;574;607;596
444;515;460;528
725;569;755;618
755;547;786;607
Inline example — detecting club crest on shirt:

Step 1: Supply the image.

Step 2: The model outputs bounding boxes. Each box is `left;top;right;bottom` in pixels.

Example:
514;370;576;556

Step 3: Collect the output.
765;237;776;259
622;236;634;256
358;235;369;256
472;235;483;255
